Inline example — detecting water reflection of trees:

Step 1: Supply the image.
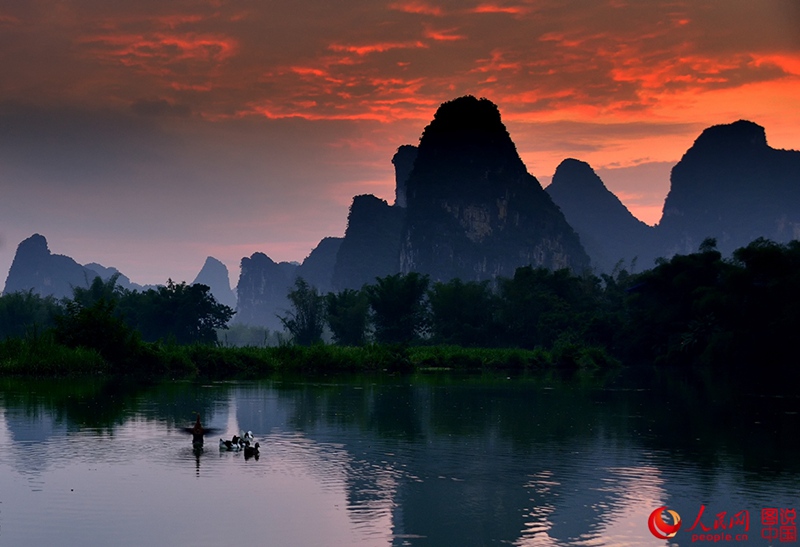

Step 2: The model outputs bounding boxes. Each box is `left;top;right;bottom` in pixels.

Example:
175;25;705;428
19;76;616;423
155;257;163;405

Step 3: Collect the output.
0;377;225;436
260;373;799;545
2;372;797;545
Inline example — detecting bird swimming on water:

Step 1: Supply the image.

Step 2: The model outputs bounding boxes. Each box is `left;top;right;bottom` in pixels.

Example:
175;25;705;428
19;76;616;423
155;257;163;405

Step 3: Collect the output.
244;442;260;459
219;437;243;451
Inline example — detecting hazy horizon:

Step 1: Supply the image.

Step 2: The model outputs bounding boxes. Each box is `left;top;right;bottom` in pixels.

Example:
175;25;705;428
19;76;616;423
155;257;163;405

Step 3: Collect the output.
1;0;798;286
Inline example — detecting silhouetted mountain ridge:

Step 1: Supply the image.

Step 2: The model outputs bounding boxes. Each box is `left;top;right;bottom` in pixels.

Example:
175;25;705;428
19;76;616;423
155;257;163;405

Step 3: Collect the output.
331;194;405;291
546;159;652;272
400;96;590;280
192;256;237;309
2;234;149;299
6;107;800;330
656;119;800;258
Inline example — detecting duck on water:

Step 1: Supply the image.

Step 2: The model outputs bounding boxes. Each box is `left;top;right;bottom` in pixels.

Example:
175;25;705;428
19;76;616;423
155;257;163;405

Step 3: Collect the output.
184;415;258;457
219;431;255;451
244;442;260;460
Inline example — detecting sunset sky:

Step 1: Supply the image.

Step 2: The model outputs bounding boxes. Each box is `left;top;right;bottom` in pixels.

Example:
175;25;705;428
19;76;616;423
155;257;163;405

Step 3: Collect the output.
1;0;799;286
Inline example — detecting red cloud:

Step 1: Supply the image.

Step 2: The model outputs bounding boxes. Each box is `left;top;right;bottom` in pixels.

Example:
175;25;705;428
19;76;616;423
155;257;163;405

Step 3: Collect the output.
470;4;530;15
329;41;428;55
423;26;466;41
471;49;522;73
79;32;237;76
290;66;330;78
152;14;207;29
388;1;444;16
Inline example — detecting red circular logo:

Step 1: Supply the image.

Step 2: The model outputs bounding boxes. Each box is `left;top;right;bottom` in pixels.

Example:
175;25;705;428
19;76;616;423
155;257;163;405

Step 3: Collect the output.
648;506;682;539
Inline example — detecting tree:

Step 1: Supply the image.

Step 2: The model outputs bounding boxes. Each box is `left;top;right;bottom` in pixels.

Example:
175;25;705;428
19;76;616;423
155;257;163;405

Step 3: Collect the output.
71;274;124;309
428;279;499;346
54;294;139;366
620;242;728;365
120;280;234;344
0;290;62;339
326;288;370;346
365;273;429;345
726;238;800;366
280;277;326;345
497;266;601;349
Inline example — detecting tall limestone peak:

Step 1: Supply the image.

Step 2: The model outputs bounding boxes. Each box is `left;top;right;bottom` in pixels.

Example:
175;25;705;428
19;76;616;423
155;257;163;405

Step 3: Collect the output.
392;144;417;208
685;119;768;157
296;236;342;294
234;252;297;330
192;256;237;309
332;194;405;290
409;96;528;198
235;237;343;331
547;159;652;272
401;96;589;280
549;159;611;196
17;233;50;256
657;119;800;256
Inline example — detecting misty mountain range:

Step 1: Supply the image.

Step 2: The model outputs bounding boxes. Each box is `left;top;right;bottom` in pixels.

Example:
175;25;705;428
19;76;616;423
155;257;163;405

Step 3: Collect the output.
4;96;800;330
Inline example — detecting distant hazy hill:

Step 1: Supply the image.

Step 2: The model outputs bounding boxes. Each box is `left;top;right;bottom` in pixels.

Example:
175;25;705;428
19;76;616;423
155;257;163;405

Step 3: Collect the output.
10;109;800;328
546;159;653;273
234;237;342;329
656;119;800;257
400;96;589;280
2;233;147;299
234;252;297;330
192;256;237;309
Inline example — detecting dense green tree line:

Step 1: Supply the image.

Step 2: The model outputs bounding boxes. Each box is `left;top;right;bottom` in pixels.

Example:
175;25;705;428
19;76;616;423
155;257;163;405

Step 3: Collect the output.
1;275;234;370
282;238;800;371
2;237;798;375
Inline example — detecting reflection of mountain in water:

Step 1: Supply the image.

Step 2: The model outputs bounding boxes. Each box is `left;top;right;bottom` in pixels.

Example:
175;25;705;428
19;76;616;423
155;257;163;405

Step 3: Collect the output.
1;408;67;475
234;380;671;545
2;377;798;545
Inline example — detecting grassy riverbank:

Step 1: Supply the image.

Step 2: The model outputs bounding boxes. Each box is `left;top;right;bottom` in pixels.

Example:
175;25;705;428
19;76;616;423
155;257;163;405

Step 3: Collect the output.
0;332;619;378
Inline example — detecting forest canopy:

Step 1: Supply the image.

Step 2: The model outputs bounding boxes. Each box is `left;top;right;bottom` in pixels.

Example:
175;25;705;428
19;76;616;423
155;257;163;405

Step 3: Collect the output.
1;237;798;376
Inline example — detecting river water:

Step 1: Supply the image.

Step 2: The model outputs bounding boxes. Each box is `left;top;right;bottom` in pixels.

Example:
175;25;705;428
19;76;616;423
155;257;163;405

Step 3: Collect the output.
0;371;797;546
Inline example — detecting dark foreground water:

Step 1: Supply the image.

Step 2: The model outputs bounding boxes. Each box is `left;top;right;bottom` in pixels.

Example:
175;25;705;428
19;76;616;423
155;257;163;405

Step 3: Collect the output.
0;370;798;546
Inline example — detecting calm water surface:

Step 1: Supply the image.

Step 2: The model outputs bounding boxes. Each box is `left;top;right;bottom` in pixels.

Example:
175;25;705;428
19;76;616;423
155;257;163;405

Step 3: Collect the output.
0;371;797;546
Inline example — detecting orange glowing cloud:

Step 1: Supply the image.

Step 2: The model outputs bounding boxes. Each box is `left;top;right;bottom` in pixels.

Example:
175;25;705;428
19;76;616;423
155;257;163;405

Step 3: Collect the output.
1;0;799;283
152;13;208;29
608;53;790;96
80;32;237;71
241;64;436;123
329;41;428;56
290;66;332;78
423;26;466;41
471;49;522;73
470;4;531;16
388;1;444;16
755;54;800;76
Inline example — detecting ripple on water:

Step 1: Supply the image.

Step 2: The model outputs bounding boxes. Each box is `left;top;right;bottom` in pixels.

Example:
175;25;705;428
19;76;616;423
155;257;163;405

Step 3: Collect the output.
1;377;799;547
